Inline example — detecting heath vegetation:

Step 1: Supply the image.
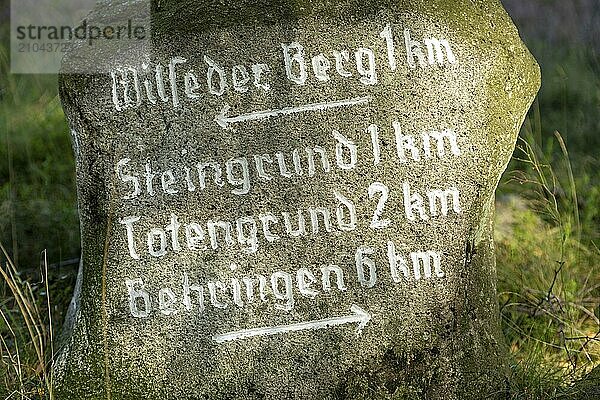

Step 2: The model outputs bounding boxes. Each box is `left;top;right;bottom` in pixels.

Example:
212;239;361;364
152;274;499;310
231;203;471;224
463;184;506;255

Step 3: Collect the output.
1;1;599;398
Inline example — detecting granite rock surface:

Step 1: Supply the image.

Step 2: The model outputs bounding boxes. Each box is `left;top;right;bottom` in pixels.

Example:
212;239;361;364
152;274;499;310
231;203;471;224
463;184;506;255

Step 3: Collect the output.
55;1;540;398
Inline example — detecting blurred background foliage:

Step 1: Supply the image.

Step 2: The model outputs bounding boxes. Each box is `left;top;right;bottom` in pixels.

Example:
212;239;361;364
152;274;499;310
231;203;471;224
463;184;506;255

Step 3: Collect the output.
0;0;599;398
497;1;600;396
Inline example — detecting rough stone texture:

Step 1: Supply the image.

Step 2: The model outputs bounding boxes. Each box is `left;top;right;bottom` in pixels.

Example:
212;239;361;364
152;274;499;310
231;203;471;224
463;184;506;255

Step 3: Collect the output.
55;1;540;398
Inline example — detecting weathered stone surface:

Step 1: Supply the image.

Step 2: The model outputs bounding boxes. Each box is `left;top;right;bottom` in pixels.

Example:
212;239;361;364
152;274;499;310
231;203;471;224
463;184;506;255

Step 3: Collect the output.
54;1;540;398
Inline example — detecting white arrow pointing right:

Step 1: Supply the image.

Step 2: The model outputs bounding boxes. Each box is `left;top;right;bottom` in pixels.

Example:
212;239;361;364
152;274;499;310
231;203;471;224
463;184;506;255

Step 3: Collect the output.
212;304;372;343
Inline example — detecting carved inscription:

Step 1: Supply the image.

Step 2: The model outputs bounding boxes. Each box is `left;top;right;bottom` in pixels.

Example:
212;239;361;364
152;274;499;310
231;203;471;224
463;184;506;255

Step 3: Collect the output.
108;23;464;340
110;25;457;114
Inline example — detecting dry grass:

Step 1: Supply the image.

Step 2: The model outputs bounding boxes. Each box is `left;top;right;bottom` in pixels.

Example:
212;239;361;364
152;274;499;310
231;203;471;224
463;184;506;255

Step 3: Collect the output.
497;131;600;398
0;244;53;399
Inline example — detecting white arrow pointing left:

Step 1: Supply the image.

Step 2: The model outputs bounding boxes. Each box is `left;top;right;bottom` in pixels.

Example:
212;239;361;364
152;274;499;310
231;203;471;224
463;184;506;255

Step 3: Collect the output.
214;96;372;129
212;304;372;343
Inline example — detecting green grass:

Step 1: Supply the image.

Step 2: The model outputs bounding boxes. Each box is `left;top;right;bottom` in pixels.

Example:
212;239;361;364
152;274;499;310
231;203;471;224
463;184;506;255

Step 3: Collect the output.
0;25;599;400
0;41;79;272
0;28;78;399
495;39;600;398
496;161;600;397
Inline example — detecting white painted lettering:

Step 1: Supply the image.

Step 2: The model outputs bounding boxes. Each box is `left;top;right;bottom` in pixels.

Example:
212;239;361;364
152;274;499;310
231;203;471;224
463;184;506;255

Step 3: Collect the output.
147;227;167;257
380;24;397;71
236;216;259;254
226;157;250;195
161;169;178;195
321;265;347;292
185;223;206;251
297;268;319;298
425;38;456;65
159;288;177;315
259;213;280;243
387;241;410;282
252;63;271;91
355;47;377;85
204;55;227;96
126;278;151;318
168;56;186;108
334;191;357;231
282;42;307;85
355;246;377;288
116;158;140;200
232;65;250;93
120;216;141;260
208;281;228;309
308;207;333;235
411;251;444;280
404;29;426;69
427;187;461;216
334;130;358;170
184;70;201;98
333;50;352;77
207;220;234;250
254;154;274;181
271;271;294;311
368;182;391;229
402;182;429;221
282;210;307;237
182;273;204;312
393;121;421;162
312;53;331;82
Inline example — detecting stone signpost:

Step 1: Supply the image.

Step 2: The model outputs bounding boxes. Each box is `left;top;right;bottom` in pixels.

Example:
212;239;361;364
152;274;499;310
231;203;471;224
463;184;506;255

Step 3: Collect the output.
54;0;540;398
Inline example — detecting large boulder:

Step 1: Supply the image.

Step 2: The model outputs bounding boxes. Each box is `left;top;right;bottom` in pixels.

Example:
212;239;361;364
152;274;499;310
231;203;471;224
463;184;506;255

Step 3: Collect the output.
54;0;540;398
